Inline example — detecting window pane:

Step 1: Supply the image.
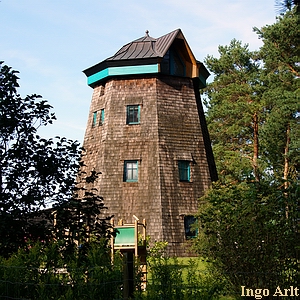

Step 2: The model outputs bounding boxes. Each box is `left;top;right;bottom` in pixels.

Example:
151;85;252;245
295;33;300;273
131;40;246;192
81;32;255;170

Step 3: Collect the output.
126;163;132;179
100;109;105;124
173;52;185;76
92;111;97;127
178;161;190;181
184;216;197;239
124;161;138;182
127;105;140;124
161;50;170;74
132;168;138;180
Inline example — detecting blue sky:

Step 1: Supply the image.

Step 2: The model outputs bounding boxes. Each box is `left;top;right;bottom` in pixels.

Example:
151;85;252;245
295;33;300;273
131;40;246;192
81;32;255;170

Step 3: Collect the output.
0;0;277;143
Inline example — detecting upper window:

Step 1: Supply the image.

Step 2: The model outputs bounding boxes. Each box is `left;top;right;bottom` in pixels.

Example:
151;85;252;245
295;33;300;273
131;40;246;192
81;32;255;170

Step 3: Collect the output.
161;48;186;77
127;105;140;124
100;108;105;125
92;111;97;127
172;51;185;77
124;160;138;182
178;160;190;182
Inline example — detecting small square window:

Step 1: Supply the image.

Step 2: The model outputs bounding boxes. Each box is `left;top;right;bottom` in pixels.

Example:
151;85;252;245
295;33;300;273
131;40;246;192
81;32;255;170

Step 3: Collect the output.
124;160;138;182
127;105;140;124
100;109;105;125
178;160;190;182
92;111;97;127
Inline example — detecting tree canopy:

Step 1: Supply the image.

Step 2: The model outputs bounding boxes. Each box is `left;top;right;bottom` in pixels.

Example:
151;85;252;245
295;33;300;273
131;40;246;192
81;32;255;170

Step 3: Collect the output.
0;63;118;300
254;10;299;182
203;40;263;182
0;62;99;257
202;9;299;183
195;8;299;294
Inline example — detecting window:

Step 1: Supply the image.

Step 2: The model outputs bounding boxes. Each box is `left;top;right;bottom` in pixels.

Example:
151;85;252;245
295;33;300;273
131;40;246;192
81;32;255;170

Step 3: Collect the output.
100;109;105;125
184;216;197;239
92;109;104;127
161;50;170;74
171;50;185;76
92;111;97;127
178;161;190;182
161;48;185;77
124;160;138;182
127;105;140;124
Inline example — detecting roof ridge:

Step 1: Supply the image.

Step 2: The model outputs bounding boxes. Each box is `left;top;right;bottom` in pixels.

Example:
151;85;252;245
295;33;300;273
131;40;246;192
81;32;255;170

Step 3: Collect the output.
102;29;184;62
155;28;181;56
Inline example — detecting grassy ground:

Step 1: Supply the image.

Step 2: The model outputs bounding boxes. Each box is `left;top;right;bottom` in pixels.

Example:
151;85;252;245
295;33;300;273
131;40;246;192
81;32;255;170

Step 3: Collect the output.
180;257;236;300
177;256;207;270
146;256;236;299
176;256;207;281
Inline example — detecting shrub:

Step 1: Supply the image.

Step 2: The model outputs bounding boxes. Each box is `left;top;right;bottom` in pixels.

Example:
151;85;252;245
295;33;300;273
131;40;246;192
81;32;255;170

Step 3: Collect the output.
0;241;123;300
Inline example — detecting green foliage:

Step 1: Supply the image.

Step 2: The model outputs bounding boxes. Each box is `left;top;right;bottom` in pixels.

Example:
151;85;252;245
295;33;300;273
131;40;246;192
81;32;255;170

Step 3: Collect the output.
184;259;228;300
197;10;299;296
203;40;263;182
147;240;169;258
254;9;299;179
135;241;228;300
195;180;299;295
146;254;184;299
0;240;123;300
203;9;299;182
52;168;114;261
0;62;82;257
0;62;121;299
275;1;300;15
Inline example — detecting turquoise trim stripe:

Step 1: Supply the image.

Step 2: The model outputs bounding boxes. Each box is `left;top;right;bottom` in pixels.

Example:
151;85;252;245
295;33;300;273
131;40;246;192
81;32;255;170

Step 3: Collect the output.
88;69;109;86
87;64;159;86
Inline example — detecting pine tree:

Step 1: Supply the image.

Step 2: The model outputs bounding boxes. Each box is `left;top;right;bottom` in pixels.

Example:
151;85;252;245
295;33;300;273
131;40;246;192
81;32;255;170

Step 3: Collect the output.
202;40;263;182
195;9;299;294
254;9;299;183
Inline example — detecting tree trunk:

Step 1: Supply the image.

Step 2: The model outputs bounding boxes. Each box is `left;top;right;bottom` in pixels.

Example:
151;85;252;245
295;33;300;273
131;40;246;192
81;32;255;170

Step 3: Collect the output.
253;112;260;182
284;122;290;218
283;122;290;186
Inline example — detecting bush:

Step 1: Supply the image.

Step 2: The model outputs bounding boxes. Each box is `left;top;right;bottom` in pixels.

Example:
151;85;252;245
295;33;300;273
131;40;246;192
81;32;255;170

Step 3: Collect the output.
135;241;228;300
194;180;299;296
0;241;123;300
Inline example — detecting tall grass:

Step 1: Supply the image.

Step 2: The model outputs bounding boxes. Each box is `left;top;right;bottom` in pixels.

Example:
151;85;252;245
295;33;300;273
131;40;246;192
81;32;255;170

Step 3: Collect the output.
134;242;231;300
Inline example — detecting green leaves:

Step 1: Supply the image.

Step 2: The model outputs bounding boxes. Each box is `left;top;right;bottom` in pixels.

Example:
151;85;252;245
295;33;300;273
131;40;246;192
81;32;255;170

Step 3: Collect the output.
196;9;299;296
203;9;299;183
203;40;263;182
254;10;299;180
0;62;112;260
0;62;82;257
195;180;298;294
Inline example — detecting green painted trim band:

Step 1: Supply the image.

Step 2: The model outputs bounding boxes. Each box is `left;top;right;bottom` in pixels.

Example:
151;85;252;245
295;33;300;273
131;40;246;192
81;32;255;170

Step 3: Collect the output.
87;64;159;86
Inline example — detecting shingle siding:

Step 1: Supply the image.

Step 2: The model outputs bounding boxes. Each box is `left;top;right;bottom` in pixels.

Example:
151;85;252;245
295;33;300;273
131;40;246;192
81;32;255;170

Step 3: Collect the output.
81;74;212;256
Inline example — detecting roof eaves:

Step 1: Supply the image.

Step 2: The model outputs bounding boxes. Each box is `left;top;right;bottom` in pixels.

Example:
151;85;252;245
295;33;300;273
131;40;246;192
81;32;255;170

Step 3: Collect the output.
83;57;161;77
179;33;198;65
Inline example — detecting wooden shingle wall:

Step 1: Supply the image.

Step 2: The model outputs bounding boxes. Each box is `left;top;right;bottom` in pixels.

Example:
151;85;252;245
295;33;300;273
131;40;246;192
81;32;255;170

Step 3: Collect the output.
81;75;212;256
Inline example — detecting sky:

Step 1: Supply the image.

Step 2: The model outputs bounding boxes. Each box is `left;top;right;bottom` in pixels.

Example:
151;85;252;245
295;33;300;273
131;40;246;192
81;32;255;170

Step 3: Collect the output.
0;0;278;144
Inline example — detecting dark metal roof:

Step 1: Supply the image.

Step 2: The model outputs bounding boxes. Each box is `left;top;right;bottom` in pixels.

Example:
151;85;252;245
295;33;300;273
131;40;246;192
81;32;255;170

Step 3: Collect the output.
107;32;158;60
83;28;206;82
106;29;182;61
156;29;181;57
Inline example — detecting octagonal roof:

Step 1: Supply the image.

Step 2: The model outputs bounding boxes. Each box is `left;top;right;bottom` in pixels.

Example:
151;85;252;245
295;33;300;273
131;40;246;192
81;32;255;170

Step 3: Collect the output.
84;29;209;87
